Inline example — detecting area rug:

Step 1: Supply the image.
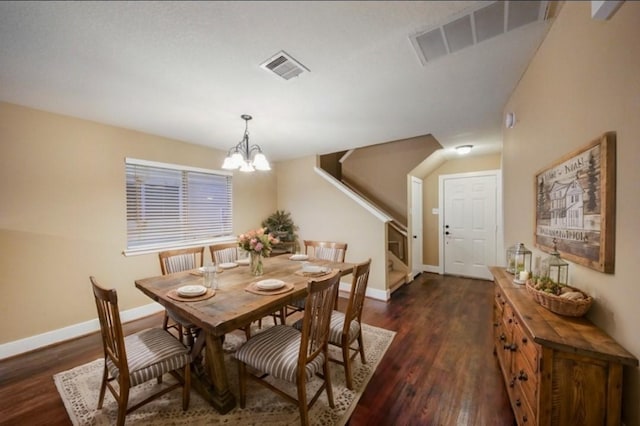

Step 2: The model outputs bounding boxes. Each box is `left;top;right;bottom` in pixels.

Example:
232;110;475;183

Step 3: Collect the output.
53;323;395;425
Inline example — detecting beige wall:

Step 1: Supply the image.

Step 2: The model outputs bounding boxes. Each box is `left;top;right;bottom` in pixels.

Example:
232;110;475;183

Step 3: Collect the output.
420;154;501;266
503;2;640;424
0;102;276;344
275;156;388;293
341;135;441;224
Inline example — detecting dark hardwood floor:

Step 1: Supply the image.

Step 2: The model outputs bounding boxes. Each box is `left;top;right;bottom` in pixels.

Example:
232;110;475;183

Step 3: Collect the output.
0;273;515;426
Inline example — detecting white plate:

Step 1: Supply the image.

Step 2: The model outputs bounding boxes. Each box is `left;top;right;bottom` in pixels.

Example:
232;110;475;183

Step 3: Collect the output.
289;254;309;261
256;279;286;290
199;266;218;273
301;265;329;274
219;262;238;269
177;285;207;297
236;258;250;265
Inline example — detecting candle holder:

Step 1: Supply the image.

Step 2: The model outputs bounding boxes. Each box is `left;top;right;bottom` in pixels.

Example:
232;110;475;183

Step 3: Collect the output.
506;243;532;276
542;238;569;286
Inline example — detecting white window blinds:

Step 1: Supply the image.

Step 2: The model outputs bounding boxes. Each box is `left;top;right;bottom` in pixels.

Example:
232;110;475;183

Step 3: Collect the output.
125;158;233;254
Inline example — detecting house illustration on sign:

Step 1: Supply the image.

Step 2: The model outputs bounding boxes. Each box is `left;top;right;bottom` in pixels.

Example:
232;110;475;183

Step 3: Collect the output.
549;180;584;229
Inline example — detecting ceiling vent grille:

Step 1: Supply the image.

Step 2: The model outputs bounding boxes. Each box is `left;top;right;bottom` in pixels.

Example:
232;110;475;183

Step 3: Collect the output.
260;51;309;80
410;1;549;65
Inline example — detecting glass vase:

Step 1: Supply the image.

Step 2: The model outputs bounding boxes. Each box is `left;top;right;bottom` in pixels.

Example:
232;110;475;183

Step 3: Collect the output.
250;252;264;276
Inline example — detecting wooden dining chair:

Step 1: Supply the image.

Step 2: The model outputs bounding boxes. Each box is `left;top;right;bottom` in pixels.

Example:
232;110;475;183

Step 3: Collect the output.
90;276;191;426
234;270;341;426
285;240;348;319
303;240;348;262
158;247;204;346
327;258;371;390
208;242;239;264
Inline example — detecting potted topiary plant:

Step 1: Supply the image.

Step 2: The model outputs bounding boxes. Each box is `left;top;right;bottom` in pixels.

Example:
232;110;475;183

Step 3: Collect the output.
262;210;299;252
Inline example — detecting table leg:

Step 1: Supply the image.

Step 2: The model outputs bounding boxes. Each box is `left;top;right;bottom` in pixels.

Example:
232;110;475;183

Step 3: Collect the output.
190;331;236;413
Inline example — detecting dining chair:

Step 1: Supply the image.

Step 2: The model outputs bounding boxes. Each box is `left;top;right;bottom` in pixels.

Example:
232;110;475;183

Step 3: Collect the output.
327;258;371;390
158;247;204;347
234;269;341;426
303;240;348;262
208;242;239;264
90;276;190;426
285;240;348;319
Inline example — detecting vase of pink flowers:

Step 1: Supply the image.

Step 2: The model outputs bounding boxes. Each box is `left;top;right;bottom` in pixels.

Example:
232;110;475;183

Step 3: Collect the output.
238;228;279;276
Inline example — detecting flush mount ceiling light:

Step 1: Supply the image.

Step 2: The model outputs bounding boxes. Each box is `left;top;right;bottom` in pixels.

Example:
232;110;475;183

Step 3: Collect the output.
456;145;473;155
222;114;271;172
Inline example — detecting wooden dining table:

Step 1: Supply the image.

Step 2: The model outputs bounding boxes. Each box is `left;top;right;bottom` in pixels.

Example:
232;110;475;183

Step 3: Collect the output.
135;254;354;414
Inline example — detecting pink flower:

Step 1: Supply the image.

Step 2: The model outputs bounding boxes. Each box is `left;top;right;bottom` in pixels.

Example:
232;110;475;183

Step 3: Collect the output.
238;227;276;257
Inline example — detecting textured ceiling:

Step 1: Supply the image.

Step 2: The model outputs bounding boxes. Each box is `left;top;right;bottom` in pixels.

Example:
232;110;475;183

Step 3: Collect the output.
0;1;552;161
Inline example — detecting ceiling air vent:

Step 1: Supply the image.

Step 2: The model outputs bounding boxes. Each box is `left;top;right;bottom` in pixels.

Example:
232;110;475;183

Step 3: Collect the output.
260;51;309;80
410;0;549;65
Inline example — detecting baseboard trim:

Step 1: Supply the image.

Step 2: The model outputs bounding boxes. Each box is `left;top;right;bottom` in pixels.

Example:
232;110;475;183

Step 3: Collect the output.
338;280;389;302
423;264;440;274
0;302;164;360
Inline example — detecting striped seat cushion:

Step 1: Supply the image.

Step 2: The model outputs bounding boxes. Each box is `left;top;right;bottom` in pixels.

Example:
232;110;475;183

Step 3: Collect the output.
234;325;324;383
293;311;360;346
107;328;190;387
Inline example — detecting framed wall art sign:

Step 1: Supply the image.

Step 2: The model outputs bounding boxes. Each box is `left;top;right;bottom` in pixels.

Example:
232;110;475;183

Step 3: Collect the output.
534;132;616;273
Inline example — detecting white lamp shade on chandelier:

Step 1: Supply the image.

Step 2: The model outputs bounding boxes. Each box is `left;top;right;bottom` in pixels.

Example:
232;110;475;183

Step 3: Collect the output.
222;114;271;172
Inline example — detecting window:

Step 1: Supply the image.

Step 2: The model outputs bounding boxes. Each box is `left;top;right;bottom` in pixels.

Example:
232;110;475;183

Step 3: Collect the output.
125;158;233;255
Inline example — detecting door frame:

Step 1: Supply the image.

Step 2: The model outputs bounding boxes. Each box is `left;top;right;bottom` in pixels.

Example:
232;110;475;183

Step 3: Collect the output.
437;169;503;275
409;176;423;277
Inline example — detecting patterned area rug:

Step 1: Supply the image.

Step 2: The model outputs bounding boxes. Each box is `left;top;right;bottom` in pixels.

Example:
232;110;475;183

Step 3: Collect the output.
53;322;395;425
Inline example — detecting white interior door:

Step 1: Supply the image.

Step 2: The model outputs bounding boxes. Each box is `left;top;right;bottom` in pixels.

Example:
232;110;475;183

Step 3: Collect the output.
442;173;497;280
410;176;423;277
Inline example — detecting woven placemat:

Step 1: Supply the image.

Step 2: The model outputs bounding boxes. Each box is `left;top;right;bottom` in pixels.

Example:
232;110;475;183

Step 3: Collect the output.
167;288;216;302
245;282;294;295
294;269;332;278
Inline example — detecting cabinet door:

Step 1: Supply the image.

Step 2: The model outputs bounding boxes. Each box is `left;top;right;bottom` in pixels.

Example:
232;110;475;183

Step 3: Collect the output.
550;352;618;426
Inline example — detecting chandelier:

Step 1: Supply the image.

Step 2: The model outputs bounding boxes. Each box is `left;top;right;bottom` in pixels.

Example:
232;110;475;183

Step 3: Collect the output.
221;114;271;172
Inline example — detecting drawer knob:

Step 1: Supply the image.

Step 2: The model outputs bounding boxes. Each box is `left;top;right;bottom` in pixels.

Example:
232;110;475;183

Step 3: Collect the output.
503;343;516;351
499;333;506;341
518;370;528;381
522;336;528;344
515;398;521;407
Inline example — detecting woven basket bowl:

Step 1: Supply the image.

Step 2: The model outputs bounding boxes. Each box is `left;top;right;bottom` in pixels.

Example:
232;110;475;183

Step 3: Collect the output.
525;281;593;317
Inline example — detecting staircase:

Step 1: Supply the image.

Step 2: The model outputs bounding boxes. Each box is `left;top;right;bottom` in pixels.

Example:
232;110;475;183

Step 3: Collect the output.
317;135;441;294
388;252;408;293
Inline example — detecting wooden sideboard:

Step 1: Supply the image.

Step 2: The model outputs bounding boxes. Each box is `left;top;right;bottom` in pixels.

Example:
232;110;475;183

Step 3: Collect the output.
489;267;638;425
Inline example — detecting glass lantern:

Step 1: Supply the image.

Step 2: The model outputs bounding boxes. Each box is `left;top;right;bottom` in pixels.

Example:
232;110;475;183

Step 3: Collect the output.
506;243;532;275
543;239;569;285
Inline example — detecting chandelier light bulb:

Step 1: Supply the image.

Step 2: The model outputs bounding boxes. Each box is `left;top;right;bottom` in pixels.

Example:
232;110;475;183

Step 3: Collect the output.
221;114;270;173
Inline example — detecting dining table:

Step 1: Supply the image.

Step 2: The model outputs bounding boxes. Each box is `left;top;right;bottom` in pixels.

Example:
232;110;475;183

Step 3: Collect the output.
135;254;354;414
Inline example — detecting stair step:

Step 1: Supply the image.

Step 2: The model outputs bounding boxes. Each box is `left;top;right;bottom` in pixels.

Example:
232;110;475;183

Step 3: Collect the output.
389;270;406;291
